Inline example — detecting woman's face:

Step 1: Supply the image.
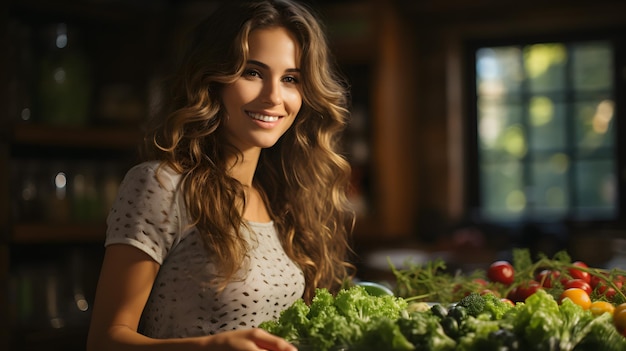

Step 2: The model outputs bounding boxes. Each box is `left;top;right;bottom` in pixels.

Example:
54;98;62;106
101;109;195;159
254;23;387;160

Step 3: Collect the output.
221;26;303;153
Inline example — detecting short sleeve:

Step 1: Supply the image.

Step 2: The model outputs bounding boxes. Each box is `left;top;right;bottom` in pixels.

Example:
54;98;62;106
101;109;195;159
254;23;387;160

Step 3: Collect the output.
105;162;182;264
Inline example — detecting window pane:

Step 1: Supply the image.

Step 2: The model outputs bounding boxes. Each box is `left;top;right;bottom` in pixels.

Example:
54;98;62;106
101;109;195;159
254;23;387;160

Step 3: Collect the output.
572;41;613;91
574;99;616;153
476;47;523;97
524;43;567;93
480;161;525;221
574;160;617;217
529;153;569;219
528;96;567;151
478;99;525;160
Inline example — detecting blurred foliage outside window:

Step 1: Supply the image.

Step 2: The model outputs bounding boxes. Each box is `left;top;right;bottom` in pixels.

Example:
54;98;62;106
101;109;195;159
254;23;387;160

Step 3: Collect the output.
475;40;616;222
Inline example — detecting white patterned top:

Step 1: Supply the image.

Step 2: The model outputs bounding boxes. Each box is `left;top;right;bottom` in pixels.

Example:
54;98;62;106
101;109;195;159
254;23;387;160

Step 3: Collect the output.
105;161;305;338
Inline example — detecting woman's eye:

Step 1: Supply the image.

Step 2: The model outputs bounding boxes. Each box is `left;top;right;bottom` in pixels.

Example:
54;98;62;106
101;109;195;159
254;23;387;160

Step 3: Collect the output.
244;69;260;78
283;76;299;84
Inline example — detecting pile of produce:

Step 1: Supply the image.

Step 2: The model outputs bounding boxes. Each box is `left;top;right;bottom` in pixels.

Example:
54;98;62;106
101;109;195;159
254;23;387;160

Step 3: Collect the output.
259;249;626;350
392;249;626;306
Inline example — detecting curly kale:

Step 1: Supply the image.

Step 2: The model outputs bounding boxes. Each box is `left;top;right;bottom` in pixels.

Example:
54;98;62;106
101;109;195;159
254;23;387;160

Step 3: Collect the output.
260;286;410;351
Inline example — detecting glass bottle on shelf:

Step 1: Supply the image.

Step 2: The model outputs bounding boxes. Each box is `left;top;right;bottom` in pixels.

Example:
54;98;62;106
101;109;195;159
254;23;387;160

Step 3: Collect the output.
8;19;36;123
38;22;92;126
13;160;44;222
100;161;122;219
72;162;102;222
45;162;72;223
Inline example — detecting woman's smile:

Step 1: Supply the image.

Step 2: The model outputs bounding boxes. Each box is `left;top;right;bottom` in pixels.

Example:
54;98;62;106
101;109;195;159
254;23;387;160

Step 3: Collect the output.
246;111;282;124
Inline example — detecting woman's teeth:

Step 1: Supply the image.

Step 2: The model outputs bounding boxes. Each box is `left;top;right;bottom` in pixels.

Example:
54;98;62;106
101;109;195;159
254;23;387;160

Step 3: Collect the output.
248;112;279;122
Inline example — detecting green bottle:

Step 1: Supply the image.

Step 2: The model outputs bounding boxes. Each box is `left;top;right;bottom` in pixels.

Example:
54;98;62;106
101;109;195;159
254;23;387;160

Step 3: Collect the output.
39;23;92;126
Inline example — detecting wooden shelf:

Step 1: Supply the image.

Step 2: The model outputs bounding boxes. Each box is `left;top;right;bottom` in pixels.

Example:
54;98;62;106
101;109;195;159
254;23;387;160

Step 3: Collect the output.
10;123;141;150
9;0;164;23
10;325;89;351
12;222;106;243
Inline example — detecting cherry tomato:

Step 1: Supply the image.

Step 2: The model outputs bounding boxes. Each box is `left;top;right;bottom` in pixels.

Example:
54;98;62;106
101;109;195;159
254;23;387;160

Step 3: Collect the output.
536;269;560;288
516;281;542;301
614;308;626;332
506;286;519;302
590;301;615;316
560;288;592;310
564;279;592;295
590;272;609;289
569;261;590;283
602;287;618;301
615;303;626;317
487;261;515;285
596;281;608;293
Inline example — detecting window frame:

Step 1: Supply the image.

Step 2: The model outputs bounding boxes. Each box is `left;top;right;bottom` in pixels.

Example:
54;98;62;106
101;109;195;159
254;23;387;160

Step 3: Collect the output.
464;28;626;229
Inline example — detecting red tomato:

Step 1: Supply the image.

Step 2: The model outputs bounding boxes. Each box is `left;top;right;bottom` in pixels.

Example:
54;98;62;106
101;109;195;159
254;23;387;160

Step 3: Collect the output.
536;269;560;288
564;279;592;295
602;287;618;301
569;261;590;283
596;280;620;301
516;281;542;301
506;286;519;302
590;274;604;289
488;261;515;285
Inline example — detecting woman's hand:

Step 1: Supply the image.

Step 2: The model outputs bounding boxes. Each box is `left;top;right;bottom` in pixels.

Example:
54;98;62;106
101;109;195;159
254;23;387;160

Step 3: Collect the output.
206;328;297;351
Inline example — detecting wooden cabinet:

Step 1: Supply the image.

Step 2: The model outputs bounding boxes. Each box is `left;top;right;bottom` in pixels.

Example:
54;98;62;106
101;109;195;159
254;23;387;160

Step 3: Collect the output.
322;1;420;244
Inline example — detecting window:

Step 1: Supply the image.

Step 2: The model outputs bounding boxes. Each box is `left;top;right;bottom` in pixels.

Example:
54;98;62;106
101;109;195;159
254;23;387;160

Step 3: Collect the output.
468;36;623;224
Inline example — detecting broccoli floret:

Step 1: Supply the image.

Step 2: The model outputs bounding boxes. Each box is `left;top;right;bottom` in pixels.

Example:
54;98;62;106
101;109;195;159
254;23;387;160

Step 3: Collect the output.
458;293;486;317
482;293;513;320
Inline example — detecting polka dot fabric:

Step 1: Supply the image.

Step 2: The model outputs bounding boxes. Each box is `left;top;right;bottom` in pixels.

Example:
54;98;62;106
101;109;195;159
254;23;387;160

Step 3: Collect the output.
105;162;305;338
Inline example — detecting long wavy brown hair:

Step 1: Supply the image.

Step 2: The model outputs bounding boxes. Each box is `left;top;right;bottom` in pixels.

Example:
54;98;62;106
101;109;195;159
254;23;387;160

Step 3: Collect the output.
143;0;355;303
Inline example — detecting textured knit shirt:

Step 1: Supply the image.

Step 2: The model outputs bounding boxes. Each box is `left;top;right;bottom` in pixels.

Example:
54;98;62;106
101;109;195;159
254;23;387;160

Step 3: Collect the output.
105;161;305;338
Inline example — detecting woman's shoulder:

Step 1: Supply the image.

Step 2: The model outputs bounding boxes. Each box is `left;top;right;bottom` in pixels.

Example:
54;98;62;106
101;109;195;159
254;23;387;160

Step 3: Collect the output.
123;161;183;191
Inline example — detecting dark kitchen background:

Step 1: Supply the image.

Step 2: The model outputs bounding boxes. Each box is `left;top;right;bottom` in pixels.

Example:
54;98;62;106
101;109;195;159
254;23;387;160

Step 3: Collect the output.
1;0;626;350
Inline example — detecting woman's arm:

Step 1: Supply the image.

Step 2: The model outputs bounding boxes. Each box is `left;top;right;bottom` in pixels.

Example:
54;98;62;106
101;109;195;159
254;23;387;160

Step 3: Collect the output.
87;244;296;351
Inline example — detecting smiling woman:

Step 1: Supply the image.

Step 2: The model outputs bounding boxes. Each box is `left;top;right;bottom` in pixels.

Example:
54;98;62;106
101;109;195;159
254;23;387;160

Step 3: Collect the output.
221;27;302;153
86;1;354;351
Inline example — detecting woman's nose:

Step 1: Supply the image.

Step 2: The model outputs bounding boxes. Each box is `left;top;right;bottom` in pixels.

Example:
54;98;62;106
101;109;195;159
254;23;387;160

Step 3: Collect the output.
262;80;283;106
